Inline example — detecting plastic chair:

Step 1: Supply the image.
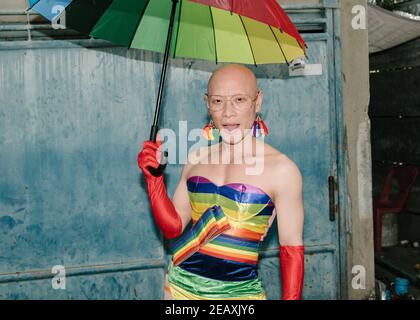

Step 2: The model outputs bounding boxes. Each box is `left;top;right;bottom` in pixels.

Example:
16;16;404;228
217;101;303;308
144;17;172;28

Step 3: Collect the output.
373;165;418;252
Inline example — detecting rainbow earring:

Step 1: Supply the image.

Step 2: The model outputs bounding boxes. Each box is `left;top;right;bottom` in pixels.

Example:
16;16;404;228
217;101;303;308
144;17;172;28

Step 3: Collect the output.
203;119;216;141
252;113;269;138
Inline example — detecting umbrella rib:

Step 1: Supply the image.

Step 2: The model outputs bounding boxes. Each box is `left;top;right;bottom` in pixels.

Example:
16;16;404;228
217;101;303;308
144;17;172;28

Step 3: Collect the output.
296;38;309;60
238;16;257;66
269;25;289;66
173;0;183;59
208;6;218;64
128;0;152;49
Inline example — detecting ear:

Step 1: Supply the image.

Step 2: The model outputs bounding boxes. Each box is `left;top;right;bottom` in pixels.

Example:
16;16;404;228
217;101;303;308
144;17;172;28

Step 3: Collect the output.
255;90;264;113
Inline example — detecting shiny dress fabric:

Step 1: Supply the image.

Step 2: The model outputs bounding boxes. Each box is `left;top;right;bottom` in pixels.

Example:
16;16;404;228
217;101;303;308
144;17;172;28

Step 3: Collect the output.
167;175;276;300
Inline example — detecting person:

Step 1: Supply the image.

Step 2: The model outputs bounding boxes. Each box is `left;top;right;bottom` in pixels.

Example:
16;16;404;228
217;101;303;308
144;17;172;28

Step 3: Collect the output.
138;64;304;300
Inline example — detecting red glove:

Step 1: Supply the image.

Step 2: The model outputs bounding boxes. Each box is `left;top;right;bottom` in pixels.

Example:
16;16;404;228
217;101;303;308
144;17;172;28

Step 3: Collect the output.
137;139;182;239
280;245;305;300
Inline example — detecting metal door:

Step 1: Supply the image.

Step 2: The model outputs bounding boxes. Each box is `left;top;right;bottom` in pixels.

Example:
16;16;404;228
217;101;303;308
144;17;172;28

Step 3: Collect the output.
257;1;345;299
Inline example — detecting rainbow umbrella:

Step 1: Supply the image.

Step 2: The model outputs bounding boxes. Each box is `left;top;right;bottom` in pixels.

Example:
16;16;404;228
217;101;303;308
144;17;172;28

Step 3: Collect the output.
28;0;307;174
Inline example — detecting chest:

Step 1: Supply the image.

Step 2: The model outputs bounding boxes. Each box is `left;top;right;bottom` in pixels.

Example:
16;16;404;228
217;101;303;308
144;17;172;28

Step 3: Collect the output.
187;163;275;199
186;175;276;238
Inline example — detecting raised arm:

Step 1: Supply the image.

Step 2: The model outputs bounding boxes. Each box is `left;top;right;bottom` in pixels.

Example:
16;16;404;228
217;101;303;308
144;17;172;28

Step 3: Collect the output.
137;139;191;239
272;157;305;300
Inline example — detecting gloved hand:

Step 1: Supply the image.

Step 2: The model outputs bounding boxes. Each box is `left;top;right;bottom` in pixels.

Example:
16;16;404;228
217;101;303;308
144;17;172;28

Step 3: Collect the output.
137;139;182;239
280;245;305;300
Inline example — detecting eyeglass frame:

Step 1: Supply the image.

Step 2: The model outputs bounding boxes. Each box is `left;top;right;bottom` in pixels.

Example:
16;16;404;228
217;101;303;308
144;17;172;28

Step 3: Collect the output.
204;90;261;112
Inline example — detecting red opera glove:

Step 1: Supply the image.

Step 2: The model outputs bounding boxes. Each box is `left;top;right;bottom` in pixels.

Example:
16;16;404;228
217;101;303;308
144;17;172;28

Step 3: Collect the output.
137;140;182;239
280;245;305;300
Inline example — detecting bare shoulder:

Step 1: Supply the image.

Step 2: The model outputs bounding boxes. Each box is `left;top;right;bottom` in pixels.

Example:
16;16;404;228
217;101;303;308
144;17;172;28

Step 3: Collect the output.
263;142;303;191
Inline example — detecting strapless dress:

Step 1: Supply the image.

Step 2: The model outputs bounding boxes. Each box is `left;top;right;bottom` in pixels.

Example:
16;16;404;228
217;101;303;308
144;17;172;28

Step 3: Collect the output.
166;175;276;300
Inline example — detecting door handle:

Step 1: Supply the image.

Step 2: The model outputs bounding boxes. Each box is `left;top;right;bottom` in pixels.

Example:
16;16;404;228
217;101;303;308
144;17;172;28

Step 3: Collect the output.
328;176;337;222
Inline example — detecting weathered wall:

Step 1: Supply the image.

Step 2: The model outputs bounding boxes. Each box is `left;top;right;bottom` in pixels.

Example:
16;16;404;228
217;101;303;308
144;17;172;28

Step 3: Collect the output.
1;0;27;9
340;0;374;300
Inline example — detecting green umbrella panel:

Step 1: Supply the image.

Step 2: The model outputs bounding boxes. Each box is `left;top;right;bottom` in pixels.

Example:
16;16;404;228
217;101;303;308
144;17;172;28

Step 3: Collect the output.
61;0;305;64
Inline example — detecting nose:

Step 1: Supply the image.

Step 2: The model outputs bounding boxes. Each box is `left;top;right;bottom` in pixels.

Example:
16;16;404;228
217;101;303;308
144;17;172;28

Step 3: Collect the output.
221;99;236;117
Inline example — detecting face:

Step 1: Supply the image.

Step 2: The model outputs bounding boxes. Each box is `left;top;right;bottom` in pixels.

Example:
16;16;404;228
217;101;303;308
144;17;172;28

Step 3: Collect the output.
205;65;263;145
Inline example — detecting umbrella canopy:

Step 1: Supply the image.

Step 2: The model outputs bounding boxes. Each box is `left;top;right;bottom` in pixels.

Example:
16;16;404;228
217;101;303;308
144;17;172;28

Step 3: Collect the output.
28;0;307;64
27;0;307;175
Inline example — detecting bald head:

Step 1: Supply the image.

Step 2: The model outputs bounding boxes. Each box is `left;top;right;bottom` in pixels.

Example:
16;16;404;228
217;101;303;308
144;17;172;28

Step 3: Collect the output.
207;64;258;96
205;64;263;145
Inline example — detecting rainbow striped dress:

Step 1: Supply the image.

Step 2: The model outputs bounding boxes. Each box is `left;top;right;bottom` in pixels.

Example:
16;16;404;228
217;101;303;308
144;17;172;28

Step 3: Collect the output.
167;175;276;300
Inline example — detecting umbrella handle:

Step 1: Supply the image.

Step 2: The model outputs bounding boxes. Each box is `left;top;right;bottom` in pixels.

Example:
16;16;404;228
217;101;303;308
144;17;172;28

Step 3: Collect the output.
148;125;168;177
147;0;178;177
147;154;168;177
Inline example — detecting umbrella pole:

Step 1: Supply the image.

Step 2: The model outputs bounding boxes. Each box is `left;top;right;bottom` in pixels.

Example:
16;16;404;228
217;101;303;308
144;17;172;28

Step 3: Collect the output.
149;0;179;142
148;0;178;176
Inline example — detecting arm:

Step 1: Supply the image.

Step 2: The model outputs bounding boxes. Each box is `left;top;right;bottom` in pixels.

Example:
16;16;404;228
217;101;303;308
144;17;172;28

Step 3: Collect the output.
272;157;305;300
171;163;193;233
137;140;192;239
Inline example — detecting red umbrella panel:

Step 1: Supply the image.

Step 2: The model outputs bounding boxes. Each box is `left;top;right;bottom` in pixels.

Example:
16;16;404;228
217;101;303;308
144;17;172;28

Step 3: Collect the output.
189;0;307;53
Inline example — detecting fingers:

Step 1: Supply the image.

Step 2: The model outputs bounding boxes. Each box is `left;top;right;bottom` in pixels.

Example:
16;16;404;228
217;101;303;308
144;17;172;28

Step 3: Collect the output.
138;156;160;177
142;141;164;156
140;157;159;171
142;141;160;151
139;146;163;161
138;138;166;176
141;139;165;159
141;149;161;160
143;136;163;149
138;152;159;166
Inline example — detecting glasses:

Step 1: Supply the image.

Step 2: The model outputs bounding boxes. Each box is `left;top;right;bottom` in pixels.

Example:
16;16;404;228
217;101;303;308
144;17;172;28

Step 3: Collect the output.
204;91;260;112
